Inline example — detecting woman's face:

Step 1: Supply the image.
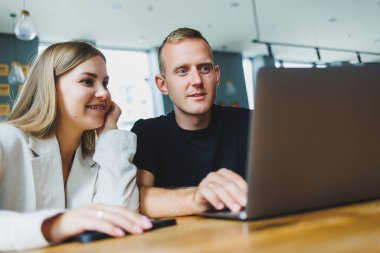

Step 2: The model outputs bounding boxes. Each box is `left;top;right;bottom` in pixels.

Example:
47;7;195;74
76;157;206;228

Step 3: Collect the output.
56;55;111;132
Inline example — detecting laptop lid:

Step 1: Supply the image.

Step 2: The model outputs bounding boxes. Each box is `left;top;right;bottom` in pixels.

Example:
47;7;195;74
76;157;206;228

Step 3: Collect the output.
245;65;380;219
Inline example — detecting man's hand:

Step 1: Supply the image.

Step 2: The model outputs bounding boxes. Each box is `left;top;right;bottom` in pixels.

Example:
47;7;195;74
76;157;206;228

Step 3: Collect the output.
193;168;248;213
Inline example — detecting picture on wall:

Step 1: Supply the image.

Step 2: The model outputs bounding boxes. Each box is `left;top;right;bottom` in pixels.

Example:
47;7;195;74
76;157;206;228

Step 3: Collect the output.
0;103;10;116
0;84;10;96
18;84;23;95
0;64;9;76
21;64;29;77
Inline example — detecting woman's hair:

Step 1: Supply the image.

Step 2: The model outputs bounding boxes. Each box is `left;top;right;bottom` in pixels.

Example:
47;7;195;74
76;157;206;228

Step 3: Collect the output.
8;41;106;154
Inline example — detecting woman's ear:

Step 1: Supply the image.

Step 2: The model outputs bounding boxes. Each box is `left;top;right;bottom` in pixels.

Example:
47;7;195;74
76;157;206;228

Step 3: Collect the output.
155;75;169;95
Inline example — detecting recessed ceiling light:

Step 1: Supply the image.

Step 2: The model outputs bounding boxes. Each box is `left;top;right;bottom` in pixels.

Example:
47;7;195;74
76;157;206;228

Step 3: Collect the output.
373;37;380;43
111;3;123;11
207;24;213;28
147;6;154;12
328;17;337;23
139;36;146;44
228;2;239;9
270;25;282;32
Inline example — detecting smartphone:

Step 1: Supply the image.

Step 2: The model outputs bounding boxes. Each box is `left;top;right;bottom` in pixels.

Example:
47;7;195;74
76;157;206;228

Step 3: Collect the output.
65;218;177;243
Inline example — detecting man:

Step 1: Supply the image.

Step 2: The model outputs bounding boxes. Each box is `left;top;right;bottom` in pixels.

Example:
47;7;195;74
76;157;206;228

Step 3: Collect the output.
131;28;251;217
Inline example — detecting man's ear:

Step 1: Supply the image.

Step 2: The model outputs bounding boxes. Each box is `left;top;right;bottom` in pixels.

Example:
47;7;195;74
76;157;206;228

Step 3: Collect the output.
214;65;221;87
155;74;169;95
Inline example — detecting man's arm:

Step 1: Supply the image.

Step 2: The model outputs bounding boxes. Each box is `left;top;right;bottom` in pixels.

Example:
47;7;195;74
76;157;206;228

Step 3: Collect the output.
137;169;248;218
137;169;198;217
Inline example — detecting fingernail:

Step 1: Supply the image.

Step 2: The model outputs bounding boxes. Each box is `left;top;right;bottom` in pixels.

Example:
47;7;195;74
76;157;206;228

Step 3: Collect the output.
141;217;152;228
133;225;143;233
115;227;125;236
241;197;247;206
232;203;241;212
217;202;224;209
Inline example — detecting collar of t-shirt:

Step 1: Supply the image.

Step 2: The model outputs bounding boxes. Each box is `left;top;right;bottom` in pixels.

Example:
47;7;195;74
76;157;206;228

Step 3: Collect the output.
168;104;219;139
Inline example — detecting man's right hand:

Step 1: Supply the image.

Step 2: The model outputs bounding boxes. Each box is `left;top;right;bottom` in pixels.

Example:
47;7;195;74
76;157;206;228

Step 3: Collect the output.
193;168;248;213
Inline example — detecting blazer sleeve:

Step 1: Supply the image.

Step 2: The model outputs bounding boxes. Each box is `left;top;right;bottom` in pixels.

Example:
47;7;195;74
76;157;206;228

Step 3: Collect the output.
0;210;62;252
92;129;139;210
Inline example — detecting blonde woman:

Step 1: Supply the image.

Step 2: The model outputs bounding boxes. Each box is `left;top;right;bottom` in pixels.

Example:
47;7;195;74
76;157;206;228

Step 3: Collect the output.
0;42;152;251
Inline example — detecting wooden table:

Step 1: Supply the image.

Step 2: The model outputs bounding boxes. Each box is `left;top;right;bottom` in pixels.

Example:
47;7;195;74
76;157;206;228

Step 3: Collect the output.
26;199;380;253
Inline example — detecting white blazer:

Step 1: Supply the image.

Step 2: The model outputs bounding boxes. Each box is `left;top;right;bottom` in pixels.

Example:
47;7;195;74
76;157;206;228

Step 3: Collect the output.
0;124;139;251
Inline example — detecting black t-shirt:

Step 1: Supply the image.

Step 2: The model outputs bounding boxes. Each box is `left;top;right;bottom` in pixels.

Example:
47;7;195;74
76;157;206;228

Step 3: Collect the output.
131;105;251;188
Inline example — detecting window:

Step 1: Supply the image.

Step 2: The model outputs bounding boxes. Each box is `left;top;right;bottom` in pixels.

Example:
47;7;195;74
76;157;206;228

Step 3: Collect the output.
101;48;154;130
242;59;254;109
275;60;326;68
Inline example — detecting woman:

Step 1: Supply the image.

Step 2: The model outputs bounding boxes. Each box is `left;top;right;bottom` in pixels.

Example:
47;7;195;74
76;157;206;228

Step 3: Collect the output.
0;42;152;251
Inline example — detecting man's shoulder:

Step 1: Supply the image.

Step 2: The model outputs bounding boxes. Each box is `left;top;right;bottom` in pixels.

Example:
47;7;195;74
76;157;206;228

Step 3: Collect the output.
131;114;171;133
214;105;251;121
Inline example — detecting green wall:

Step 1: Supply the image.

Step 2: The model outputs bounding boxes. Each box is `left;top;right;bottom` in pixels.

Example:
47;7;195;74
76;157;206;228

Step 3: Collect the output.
0;33;39;120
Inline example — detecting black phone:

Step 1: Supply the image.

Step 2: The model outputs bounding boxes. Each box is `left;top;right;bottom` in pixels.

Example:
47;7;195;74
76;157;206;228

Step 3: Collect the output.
65;218;177;243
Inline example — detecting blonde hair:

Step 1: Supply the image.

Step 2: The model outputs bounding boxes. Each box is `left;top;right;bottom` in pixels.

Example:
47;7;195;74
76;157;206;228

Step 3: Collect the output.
158;27;213;76
8;41;105;154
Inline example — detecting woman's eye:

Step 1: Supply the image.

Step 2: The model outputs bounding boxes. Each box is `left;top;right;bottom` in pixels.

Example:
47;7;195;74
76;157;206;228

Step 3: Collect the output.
199;65;211;73
81;79;94;86
103;81;109;88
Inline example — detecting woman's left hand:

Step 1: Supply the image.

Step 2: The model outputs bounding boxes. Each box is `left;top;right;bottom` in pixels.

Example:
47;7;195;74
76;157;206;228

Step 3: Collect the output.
96;101;121;136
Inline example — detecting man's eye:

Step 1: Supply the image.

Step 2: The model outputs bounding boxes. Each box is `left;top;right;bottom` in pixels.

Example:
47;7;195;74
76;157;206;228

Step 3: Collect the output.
199;65;211;73
81;79;94;86
176;69;188;75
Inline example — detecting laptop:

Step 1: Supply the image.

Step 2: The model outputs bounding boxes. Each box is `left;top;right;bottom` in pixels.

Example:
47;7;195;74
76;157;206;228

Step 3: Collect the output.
202;64;380;220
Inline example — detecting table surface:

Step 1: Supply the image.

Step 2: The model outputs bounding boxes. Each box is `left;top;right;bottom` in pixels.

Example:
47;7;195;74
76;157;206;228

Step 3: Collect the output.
25;199;380;253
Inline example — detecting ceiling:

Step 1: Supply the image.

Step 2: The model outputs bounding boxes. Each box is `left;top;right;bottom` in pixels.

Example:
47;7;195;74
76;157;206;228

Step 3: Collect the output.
0;0;380;63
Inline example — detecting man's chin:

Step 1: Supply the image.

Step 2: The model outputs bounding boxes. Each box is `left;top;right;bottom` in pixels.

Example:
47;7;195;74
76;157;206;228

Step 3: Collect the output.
188;104;213;116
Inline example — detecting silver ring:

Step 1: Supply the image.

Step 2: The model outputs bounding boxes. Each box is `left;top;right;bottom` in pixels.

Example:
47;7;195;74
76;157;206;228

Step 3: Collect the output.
96;210;105;220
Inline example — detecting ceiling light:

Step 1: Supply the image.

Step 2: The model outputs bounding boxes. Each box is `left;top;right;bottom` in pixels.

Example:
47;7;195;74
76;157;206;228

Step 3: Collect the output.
228;2;239;9
15;0;37;41
111;3;124;11
8;13;26;85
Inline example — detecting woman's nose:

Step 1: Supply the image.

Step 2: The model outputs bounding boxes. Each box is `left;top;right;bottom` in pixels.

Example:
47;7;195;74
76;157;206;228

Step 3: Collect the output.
95;84;109;99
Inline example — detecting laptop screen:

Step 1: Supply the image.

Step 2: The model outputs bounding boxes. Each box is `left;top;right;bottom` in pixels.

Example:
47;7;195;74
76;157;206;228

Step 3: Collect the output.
246;65;380;219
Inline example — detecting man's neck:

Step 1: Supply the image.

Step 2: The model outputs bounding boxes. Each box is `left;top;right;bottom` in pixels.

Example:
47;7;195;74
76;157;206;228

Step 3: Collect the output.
174;108;212;131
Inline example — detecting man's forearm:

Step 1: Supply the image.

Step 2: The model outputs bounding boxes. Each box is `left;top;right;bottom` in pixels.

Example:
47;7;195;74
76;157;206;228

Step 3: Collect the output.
139;186;199;218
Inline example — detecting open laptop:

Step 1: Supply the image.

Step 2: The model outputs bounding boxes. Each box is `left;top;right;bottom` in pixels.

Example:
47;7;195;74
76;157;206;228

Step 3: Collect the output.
202;64;380;220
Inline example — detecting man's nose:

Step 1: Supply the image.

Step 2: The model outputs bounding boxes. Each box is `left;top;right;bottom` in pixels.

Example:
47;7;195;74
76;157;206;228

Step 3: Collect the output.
189;69;202;86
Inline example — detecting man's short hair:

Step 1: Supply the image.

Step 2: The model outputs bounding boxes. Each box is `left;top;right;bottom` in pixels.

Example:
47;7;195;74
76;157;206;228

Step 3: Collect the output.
157;27;213;76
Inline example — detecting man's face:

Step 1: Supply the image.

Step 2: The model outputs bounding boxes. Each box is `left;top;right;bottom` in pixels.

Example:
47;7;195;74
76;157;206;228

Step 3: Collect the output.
158;38;220;117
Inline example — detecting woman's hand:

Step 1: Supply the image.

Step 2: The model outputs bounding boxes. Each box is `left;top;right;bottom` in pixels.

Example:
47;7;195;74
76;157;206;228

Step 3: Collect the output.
96;101;122;136
41;203;152;244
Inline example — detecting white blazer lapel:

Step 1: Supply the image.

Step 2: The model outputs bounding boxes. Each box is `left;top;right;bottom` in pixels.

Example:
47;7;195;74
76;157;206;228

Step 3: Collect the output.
29;134;66;210
65;144;98;208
